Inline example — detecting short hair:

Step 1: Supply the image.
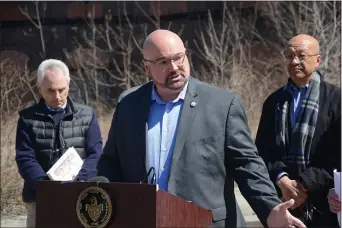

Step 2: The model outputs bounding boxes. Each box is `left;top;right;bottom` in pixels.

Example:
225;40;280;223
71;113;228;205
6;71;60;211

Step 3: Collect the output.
37;59;70;85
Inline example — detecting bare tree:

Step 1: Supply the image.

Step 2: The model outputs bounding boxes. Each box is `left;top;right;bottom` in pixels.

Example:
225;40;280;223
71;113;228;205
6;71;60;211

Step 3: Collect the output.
0;52;38;215
64;1;185;106
192;3;283;135
5;0;339;216
19;2;47;59
3;1;189;216
256;1;341;86
0;53;39;121
64;5;146;106
192;1;341;136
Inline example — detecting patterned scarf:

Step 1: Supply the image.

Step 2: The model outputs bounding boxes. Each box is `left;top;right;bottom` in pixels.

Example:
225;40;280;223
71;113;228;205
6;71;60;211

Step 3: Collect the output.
275;71;320;175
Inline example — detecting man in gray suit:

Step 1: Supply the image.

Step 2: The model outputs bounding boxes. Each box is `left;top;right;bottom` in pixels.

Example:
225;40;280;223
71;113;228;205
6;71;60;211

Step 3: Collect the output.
97;29;305;228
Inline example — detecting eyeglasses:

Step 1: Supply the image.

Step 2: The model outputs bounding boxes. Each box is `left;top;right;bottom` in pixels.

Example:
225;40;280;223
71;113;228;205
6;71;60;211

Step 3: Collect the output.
143;53;187;70
284;53;319;63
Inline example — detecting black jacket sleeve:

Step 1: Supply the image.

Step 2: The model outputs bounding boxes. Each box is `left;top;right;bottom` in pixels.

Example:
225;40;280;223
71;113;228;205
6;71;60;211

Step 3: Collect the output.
97;102;123;182
226;95;282;226
256;91;289;185
299;115;341;194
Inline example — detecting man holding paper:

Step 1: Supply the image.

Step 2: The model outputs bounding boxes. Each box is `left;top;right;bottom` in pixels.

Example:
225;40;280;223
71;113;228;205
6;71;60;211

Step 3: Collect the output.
15;59;103;227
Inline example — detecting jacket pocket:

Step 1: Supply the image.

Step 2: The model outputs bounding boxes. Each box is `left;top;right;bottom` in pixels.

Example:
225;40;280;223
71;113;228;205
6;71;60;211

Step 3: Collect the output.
191;134;224;177
193;134;220;147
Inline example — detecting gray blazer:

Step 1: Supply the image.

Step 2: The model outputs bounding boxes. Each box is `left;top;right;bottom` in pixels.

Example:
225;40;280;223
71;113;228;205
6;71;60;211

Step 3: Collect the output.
97;77;281;227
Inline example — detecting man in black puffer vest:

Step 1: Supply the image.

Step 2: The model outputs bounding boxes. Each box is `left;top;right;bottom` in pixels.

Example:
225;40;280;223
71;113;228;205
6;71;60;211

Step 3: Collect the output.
15;59;103;227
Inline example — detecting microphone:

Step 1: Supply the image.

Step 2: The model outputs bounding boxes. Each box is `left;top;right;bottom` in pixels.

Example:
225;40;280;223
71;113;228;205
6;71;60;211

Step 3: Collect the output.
151;173;156;185
140;167;155;184
87;176;110;183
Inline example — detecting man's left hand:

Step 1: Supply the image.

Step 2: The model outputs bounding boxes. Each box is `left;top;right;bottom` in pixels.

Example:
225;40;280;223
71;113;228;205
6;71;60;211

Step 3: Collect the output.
267;199;306;228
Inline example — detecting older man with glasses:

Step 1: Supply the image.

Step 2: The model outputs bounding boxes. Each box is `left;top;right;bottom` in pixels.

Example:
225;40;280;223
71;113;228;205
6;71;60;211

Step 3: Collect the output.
256;34;341;227
97;29;305;228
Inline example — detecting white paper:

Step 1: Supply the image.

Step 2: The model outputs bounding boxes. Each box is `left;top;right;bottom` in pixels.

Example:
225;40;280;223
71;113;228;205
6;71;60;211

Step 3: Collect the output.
334;169;341;227
47;147;84;181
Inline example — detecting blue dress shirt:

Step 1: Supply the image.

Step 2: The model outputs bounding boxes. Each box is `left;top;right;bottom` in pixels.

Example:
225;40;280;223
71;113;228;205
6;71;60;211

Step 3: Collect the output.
289;83;309;128
45;102;67;113
146;82;188;190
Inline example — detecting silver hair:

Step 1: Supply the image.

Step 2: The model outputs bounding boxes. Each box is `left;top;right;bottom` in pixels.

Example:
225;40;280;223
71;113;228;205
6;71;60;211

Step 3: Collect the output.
37;59;70;85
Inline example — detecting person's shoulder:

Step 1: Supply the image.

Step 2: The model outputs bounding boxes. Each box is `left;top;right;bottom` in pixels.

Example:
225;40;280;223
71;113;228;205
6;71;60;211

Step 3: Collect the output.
315;70;339;97
191;77;237;99
320;80;341;114
267;87;284;100
262;86;284;107
118;85;142;102
118;81;153;103
321;80;341;98
18;102;40;118
73;102;95;117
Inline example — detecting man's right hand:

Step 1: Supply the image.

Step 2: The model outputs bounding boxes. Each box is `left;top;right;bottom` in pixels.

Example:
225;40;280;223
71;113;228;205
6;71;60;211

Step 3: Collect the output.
277;176;308;209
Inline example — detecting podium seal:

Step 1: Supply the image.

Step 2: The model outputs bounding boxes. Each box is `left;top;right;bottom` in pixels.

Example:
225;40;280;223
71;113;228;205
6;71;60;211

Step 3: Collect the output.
76;186;112;228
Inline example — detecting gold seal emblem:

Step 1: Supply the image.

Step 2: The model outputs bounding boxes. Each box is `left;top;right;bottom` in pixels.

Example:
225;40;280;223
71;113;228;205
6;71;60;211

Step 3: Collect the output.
76;186;112;228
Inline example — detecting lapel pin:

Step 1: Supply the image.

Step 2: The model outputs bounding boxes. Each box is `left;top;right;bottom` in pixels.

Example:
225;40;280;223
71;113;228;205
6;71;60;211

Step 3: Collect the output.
190;101;196;107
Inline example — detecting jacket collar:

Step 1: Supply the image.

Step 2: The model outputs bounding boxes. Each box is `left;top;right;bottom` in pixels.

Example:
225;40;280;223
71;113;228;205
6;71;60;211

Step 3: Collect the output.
35;96;77;116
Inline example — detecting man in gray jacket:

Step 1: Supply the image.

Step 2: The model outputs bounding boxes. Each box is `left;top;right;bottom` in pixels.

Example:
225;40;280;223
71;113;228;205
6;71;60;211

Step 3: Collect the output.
97;29;305;228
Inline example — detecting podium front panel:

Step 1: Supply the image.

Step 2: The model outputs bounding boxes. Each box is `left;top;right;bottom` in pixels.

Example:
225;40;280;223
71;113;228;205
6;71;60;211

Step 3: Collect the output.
36;181;157;228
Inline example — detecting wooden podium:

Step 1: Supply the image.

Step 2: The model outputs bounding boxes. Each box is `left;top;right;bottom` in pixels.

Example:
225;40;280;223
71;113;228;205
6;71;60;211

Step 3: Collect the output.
36;181;212;227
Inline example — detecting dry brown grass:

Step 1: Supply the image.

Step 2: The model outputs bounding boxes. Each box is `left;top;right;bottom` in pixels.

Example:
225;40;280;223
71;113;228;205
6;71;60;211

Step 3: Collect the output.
1;116;26;216
95;105;116;143
0;52;37;216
